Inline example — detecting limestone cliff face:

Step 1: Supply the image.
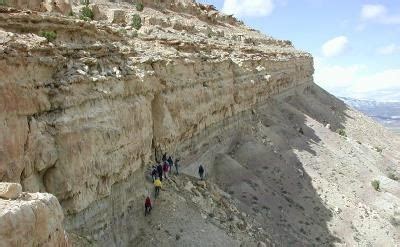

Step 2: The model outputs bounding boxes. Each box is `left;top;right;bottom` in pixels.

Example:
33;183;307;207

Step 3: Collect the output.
0;0;312;235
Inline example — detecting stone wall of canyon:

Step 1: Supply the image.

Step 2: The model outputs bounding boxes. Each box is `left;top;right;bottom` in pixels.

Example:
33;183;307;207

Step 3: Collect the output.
0;0;313;238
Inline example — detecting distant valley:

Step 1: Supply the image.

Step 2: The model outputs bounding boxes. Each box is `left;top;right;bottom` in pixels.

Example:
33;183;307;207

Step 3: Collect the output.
341;97;400;134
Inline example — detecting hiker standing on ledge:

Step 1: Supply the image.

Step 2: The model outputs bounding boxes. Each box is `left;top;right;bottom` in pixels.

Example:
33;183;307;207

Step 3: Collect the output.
154;178;162;198
151;166;157;182
145;196;152;216
167;156;174;172
198;164;205;180
157;163;163;181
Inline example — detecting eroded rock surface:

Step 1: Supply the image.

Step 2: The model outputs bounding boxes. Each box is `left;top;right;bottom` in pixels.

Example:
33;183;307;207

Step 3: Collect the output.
3;0;72;15
0;187;68;246
1;0;399;246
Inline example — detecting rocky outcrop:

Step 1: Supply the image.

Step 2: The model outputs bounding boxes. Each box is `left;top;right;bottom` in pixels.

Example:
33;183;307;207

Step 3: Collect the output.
0;183;68;246
0;183;22;199
3;0;72;15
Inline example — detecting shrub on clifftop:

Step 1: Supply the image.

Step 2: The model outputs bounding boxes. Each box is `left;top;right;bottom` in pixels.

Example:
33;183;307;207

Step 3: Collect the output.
80;6;94;21
336;128;347;137
371;180;380;191
131;14;142;30
39;31;57;42
136;3;144;12
80;0;94;21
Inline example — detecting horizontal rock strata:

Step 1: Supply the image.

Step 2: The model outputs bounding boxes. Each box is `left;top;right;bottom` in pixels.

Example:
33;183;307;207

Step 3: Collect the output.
0;0;313;239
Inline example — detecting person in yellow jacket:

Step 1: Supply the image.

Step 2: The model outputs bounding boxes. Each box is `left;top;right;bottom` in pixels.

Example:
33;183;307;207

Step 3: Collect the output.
154;178;162;198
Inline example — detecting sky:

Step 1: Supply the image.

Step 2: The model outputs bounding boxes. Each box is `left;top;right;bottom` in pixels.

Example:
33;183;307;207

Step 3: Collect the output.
198;0;400;102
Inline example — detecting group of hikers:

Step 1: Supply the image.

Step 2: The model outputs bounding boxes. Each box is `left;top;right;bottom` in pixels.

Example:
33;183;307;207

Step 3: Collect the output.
144;152;206;216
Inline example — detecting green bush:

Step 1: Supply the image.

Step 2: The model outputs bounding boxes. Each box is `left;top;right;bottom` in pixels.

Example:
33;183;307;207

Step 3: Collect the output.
390;216;400;227
136;3;144;11
131;14;142;30
388;172;399;181
371;180;380;191
39;31;57;42
375;146;383;153
337;128;347;137
80;6;94;21
0;0;6;5
118;28;127;35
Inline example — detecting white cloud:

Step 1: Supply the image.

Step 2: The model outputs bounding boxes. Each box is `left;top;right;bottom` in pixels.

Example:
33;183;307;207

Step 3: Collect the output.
351;69;400;94
321;36;349;57
314;58;365;90
222;0;274;17
377;44;400;55
360;4;400;24
314;59;400;101
361;4;386;19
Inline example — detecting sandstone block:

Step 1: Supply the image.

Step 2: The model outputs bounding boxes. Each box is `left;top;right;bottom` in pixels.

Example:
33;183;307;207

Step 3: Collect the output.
92;4;107;21
0;183;22;199
197;180;207;189
0;193;68;246
112;10;127;25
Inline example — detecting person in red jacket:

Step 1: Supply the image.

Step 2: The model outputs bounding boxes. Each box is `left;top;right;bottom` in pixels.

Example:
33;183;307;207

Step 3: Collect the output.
163;161;169;179
145;196;152;216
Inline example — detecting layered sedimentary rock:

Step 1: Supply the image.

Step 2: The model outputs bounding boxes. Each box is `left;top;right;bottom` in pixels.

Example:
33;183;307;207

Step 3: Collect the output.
0;0;312;242
0;183;68;246
3;0;72;15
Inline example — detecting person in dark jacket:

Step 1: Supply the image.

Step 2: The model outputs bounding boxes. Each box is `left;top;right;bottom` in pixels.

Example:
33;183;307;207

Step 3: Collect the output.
167;156;173;171
157;163;163;181
151;166;157;182
162;153;167;162
174;158;180;175
198;164;205;180
145;196;152;216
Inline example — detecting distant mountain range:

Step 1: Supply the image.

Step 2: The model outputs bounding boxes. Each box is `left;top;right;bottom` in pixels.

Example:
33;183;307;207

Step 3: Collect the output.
340;97;400;133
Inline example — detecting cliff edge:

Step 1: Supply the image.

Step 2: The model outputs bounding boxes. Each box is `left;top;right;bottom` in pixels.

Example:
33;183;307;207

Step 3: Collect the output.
1;0;399;246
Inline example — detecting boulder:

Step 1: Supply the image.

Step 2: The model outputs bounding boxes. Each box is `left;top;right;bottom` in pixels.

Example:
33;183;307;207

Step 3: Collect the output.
197;180;207;189
92;4;107;21
0;183;22;199
44;0;72;15
0;193;68;246
257;241;267;247
112;10;127;25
